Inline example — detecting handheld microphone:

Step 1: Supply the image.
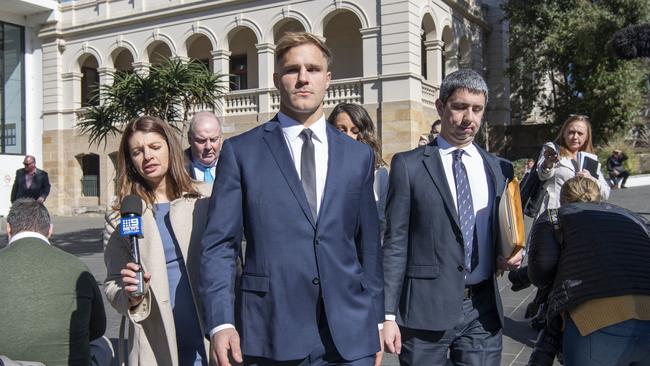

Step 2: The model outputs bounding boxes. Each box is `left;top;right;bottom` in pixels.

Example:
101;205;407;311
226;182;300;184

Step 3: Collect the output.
119;195;146;297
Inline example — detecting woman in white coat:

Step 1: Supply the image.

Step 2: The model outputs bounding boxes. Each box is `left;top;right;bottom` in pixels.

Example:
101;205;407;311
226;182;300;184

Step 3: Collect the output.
536;114;610;216
104;115;210;366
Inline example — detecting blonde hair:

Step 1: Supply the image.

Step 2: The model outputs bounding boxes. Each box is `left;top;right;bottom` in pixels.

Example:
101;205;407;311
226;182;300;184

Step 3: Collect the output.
115;115;198;210
275;32;332;68
555;115;594;157
560;176;602;205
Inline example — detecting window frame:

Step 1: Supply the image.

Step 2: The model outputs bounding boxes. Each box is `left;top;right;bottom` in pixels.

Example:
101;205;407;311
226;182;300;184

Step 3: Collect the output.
0;20;26;155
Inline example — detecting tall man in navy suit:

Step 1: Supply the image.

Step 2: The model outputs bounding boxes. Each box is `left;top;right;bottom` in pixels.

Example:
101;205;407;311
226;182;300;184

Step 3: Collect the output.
382;70;521;365
200;32;384;366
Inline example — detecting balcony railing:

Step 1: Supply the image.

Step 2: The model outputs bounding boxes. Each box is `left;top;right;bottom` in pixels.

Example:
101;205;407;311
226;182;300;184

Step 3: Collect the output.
422;81;439;108
224;90;259;115
323;78;362;108
226;78;364;116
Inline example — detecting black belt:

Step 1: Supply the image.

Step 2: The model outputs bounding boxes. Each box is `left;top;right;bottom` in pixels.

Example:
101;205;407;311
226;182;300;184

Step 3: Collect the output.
463;280;490;300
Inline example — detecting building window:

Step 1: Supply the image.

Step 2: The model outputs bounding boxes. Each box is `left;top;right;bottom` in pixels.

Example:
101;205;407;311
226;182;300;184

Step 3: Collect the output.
230;55;248;90
0;21;25;155
80;153;100;197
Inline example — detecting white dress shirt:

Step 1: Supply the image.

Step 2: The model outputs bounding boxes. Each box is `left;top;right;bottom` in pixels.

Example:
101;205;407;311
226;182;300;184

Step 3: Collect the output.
278;111;328;215
8;231;51;246
191;160;216;182
437;136;494;285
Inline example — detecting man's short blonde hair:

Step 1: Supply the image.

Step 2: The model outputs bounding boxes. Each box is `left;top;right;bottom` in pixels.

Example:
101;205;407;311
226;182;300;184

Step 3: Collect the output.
275;32;332;68
560;176;602;205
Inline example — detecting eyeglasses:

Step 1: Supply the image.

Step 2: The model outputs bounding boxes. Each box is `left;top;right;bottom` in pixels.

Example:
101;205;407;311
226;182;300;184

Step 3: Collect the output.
568;114;590;120
23;161;34;167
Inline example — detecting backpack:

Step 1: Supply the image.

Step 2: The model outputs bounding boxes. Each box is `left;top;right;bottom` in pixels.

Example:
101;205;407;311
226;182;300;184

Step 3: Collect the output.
520;142;558;218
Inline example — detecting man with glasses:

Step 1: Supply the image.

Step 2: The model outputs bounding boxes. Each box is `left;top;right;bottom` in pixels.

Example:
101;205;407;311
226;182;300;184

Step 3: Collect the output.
184;111;223;185
10;155;51;204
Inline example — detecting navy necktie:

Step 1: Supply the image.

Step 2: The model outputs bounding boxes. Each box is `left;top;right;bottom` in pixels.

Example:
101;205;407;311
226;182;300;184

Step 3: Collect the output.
300;129;317;221
453;149;477;272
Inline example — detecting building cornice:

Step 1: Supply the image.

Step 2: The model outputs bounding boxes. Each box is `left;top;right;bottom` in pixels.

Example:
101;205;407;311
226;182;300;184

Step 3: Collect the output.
440;0;490;32
40;0;260;40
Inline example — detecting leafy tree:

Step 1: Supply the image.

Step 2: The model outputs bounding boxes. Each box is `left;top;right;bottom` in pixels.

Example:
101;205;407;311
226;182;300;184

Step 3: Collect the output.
78;57;228;146
504;0;650;143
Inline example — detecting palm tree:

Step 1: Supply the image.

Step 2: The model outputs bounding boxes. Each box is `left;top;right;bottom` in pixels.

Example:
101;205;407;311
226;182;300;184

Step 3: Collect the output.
78;57;228;146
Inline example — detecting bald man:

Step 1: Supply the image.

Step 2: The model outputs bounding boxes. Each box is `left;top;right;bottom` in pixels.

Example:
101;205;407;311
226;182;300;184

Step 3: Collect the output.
185;111;223;184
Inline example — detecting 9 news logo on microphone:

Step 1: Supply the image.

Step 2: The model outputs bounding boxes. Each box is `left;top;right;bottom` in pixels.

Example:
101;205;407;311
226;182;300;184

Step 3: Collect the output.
120;216;142;237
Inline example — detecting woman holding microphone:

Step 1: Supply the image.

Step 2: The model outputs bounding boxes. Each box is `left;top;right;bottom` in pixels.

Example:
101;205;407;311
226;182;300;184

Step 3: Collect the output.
104;115;210;366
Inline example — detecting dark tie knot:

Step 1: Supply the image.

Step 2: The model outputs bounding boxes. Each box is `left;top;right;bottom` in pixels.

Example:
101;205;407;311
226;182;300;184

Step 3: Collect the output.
300;128;314;141
453;149;465;161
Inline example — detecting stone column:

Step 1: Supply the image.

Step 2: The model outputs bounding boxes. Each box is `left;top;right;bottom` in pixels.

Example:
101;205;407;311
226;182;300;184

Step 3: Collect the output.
97;67;115;102
211;50;231;117
360;27;380;105
211;49;231;75
423;40;443;86
132;61;150;76
256;43;275;115
61;72;83;110
444;48;458;75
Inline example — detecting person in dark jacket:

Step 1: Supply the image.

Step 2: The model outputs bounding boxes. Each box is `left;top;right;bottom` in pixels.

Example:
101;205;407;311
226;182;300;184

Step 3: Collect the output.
606;149;630;189
527;176;650;366
10;155;50;203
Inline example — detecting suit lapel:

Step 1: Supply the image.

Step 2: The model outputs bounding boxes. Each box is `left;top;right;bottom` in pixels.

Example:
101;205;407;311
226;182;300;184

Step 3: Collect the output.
262;119;316;228
318;125;343;225
422;144;461;229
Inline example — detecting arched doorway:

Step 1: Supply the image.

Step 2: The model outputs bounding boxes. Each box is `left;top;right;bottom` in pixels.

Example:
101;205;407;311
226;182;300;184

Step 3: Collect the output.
79;55;99;107
147;41;172;65
187;34;214;72
228;27;259;90
323;10;362;79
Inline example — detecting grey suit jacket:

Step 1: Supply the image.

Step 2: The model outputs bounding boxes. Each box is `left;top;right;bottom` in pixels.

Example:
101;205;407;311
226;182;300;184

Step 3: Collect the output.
383;141;513;331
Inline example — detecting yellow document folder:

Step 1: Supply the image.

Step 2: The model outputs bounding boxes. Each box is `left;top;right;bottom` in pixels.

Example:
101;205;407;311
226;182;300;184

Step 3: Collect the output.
498;177;526;259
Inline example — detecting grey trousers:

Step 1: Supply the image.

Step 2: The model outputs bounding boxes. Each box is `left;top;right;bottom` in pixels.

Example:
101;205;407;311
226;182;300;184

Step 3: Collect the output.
399;282;502;366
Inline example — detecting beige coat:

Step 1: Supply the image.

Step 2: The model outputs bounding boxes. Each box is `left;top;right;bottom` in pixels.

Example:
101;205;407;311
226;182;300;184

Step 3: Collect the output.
104;194;211;366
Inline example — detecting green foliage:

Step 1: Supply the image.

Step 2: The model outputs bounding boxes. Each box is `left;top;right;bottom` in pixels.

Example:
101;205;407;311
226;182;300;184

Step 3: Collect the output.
78;57;228;146
512;158;531;181
504;0;650;143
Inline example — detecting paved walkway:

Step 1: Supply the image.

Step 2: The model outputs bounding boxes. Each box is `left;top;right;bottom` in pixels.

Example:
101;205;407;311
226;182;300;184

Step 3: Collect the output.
2;185;648;366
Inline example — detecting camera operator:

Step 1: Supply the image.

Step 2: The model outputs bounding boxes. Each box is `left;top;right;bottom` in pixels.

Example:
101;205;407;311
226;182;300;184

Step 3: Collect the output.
526;176;650;366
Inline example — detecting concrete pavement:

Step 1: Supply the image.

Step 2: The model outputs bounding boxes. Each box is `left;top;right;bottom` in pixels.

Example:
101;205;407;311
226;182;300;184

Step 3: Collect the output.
2;185;648;366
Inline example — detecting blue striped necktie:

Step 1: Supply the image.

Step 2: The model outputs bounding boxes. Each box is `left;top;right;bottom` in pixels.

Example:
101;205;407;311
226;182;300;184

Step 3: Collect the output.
452;149;477;272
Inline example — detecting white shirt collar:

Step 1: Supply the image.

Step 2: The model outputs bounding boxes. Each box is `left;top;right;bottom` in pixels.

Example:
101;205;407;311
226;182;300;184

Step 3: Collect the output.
277;111;327;144
436;135;478;157
8;231;51;246
192;158;216;170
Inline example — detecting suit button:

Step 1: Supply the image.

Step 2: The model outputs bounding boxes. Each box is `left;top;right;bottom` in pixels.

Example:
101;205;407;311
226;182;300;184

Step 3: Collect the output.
312;277;320;285
457;265;464;272
314;237;320;245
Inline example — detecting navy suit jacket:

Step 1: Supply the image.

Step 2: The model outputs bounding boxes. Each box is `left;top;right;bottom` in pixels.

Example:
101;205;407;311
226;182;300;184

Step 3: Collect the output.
383;141;513;331
10;168;51;203
200;118;384;361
